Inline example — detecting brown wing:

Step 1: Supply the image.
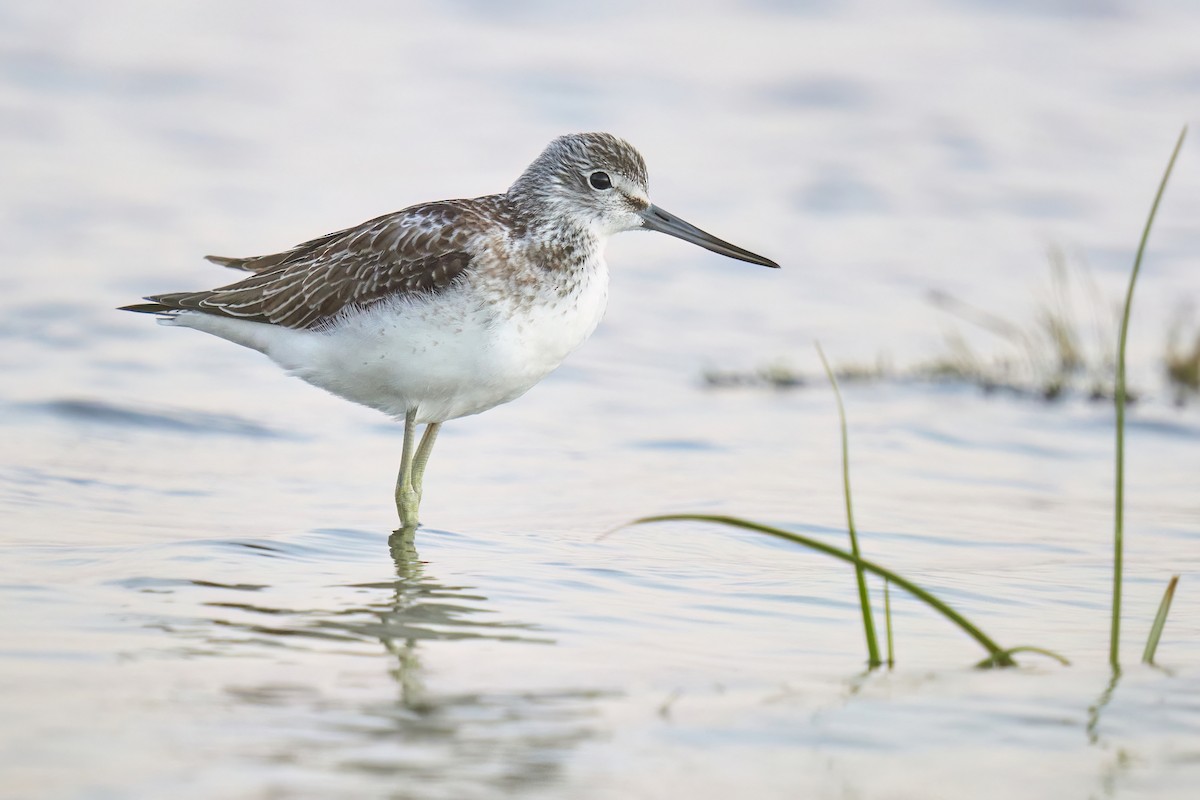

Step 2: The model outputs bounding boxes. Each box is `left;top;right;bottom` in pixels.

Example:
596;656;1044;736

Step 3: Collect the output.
138;200;498;330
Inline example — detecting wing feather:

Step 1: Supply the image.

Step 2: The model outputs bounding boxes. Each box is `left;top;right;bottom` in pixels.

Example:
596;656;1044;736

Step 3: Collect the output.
144;199;499;330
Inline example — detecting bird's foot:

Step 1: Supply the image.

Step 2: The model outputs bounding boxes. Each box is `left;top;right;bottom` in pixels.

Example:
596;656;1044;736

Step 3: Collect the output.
396;484;422;531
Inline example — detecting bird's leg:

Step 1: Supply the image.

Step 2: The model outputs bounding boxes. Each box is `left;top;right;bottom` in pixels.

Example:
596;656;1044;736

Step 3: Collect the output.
411;422;442;499
395;409;420;530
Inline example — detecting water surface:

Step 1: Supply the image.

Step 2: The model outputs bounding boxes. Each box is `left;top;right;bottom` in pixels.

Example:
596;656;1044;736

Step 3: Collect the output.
2;1;1199;797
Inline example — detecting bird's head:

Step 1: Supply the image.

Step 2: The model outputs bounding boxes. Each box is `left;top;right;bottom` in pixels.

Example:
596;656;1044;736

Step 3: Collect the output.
509;132;779;268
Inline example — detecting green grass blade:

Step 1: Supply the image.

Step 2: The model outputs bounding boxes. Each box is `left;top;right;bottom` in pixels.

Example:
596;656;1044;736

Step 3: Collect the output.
816;343;881;667
1142;575;1180;664
1111;126;1188;669
974;646;1071;669
626;513;1060;668
884;579;895;668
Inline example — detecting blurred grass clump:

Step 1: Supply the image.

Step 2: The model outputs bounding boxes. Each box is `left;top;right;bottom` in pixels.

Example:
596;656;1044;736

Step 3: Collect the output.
1165;307;1200;405
705;246;1200;406
921;246;1119;401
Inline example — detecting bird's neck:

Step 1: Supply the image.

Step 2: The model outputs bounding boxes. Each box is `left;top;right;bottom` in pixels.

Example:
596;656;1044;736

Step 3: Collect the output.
504;195;604;274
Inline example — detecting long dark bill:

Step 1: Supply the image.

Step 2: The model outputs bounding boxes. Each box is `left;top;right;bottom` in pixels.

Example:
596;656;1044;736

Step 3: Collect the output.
639;205;779;268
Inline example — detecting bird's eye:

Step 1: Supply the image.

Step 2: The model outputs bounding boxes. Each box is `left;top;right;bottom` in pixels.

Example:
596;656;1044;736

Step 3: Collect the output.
588;171;612;190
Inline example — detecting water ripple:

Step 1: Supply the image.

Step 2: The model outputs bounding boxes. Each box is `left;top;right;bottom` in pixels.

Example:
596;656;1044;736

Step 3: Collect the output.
11;398;298;439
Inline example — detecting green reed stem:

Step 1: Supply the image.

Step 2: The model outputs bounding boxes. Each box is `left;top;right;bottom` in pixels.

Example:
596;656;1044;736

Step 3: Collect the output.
627;514;1055;667
1111;126;1187;669
816;343;881;668
1142;575;1180;665
884;579;895;668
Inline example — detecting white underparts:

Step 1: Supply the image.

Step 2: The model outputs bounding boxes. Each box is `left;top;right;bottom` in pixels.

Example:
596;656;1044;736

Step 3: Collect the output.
164;260;610;424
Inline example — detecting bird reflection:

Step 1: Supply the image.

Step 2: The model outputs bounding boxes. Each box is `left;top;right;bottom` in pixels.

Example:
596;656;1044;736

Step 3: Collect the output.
327;529;603;788
371;527;550;711
187;528;603;792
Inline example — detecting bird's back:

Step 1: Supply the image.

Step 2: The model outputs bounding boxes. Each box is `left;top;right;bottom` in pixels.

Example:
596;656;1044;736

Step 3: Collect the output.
123;196;515;331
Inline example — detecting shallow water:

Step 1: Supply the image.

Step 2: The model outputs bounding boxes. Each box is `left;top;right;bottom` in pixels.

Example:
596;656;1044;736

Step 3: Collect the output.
2;1;1200;798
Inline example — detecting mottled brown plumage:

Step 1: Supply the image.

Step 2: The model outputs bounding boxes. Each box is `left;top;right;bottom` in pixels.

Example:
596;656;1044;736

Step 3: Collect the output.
130;200;511;330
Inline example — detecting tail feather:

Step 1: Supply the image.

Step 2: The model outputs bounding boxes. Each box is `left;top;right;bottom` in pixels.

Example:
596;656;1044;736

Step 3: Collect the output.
122;254;257;316
119;302;177;315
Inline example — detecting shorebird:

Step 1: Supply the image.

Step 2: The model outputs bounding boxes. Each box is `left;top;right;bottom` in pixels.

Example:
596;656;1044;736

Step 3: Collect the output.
122;132;779;529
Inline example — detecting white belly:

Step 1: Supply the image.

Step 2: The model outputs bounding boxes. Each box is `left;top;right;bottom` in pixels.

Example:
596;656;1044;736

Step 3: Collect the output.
167;263;610;424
